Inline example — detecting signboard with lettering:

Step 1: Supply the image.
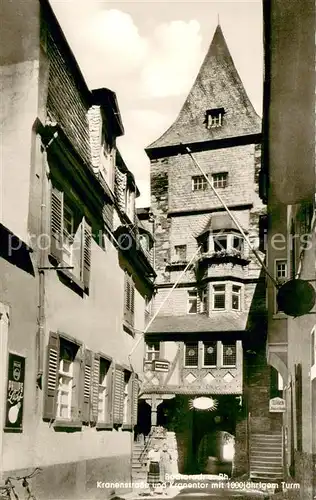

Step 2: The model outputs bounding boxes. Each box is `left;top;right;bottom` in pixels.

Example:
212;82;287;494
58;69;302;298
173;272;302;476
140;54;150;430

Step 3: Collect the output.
269;397;286;413
4;353;25;432
152;360;170;372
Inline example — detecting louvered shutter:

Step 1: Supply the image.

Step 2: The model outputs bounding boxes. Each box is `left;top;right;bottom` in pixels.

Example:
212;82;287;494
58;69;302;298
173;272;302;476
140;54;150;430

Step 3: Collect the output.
295;363;302;451
43;332;60;421
50;187;63;262
130;282;135;316
113;366;124;425
124;273;130;321
91;354;100;425
82;349;92;424
81;218;92;289
131;373;139;427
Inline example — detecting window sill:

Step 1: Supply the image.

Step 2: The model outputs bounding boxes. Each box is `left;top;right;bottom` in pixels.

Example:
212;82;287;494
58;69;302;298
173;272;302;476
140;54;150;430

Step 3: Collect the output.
53;419;82;432
57;266;88;296
96;422;113;431
272;313;288;320
121;424;133;432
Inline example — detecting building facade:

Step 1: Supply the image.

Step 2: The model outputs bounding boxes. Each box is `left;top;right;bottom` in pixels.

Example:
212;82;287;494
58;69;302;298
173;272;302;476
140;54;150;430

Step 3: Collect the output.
138;25;281;478
260;0;316;498
0;1;155;499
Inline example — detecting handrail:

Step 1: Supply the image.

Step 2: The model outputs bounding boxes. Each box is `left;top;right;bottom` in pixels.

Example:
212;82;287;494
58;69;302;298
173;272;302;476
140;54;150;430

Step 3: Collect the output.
139;428;154;465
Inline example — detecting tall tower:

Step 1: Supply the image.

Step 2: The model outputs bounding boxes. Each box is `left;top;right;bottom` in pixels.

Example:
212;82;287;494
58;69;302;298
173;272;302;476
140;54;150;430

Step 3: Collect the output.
139;25;282;478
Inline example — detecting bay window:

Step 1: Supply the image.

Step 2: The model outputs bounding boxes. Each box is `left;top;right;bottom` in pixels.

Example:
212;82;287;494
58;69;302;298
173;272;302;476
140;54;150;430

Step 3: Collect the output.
232;285;241;310
213;284;226;310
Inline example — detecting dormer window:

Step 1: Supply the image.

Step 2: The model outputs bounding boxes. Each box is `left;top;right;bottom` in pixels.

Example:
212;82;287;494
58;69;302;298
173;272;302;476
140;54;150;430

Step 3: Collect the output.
100;142;115;190
205;108;225;129
125;188;135;222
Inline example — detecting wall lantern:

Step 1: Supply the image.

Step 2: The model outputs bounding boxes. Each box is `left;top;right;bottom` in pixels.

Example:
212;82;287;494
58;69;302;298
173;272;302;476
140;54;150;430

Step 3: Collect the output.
277;279;315;317
189;396;218;411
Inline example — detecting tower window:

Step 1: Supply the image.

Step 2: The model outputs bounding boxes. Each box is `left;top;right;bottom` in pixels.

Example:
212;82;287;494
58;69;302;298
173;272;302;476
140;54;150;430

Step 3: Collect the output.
232;285;241;310
192;175;208;191
214;236;227;252
212;172;228;189
213;284;226;310
174;245;187;261
205;108;225;129
187;290;198;314
203;341;217;367
276;260;288;280
184;342;198;367
222;342;237;367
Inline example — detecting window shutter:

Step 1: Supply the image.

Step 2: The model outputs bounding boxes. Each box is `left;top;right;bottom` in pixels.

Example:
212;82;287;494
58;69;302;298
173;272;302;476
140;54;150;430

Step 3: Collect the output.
81;218;92;289
131;373;139;427
50;187;63;262
130;280;135;315
82;349;92;424
113;366;124;425
91;354;100;425
295;363;302;451
43;331;60;421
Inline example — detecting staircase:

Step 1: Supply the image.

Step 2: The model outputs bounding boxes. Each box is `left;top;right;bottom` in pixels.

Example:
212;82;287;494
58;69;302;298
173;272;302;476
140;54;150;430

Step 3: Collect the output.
132;441;148;483
249;433;283;481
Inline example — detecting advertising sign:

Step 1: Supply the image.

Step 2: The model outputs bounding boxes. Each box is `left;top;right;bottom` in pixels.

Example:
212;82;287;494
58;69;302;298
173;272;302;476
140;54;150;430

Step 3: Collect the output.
4;353;25;432
152;360;170;372
269;397;286;413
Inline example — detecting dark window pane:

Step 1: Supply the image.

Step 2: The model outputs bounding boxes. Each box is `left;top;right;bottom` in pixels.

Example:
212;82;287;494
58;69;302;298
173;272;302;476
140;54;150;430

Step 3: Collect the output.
204;342;217;366
185;343;198;366
233;237;243;250
232;294;239;310
214;237;227;252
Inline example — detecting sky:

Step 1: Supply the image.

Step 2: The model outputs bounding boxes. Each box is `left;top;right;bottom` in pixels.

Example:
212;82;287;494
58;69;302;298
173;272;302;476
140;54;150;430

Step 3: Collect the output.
50;0;263;207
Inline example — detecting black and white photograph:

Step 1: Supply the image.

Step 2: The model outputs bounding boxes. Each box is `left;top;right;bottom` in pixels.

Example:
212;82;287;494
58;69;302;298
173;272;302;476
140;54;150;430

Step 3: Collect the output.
0;0;315;499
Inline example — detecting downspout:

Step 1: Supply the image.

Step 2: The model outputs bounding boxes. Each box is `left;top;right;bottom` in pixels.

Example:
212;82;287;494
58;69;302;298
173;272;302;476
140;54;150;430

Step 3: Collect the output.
36;132;58;393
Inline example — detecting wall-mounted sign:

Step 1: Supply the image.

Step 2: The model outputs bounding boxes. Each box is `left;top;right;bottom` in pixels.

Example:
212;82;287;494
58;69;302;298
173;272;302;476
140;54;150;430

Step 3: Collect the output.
269;397;286;413
152;359;169;372
189;397;218;411
4;353;25;432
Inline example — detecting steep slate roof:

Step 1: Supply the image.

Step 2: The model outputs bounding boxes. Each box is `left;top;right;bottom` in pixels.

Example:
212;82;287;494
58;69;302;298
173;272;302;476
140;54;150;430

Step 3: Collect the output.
147;25;261;150
146;312;248;335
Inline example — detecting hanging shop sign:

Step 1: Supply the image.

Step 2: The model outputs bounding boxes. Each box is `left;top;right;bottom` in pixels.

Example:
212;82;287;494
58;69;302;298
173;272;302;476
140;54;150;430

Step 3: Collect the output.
269;397;286;413
152;359;170;372
4;353;25;432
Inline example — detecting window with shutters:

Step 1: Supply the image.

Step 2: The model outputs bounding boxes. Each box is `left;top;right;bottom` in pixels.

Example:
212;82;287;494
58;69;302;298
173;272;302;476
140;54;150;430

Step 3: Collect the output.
98;358;111;423
43;332;82;426
56;341;75;420
124;272;135;328
123;371;131;425
50;186;92;291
